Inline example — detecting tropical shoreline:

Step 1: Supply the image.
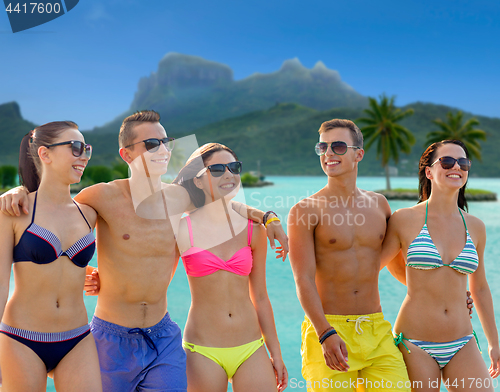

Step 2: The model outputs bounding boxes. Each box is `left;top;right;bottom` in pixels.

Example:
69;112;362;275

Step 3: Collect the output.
378;188;497;201
2;182;498;200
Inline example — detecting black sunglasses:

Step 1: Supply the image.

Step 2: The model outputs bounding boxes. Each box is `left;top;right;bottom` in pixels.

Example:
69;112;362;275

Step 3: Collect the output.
125;137;175;152
46;140;92;159
315;141;360;156
431;156;471;171
197;161;243;178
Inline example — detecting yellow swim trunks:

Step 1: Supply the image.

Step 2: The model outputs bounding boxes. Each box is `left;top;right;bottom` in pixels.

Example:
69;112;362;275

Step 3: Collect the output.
301;313;410;392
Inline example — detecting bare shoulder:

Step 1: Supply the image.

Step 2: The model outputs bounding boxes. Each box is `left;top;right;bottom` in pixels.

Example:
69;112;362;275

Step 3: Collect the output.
462;211;486;237
0;211;15;262
0;206;14;228
162;183;191;214
75;180;125;207
390;203;424;224
290;194;322;215
359;189;387;202
162;183;188;199
162;182;186;195
360;189;390;210
288;195;325;234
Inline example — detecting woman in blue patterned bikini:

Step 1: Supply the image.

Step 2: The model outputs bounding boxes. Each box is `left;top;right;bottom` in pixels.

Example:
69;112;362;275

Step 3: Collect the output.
382;140;499;391
0;122;102;391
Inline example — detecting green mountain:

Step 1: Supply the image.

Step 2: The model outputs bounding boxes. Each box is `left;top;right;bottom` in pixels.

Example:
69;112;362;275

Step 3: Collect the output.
189;101;500;177
91;53;367;136
0;102;37;166
2;100;499;177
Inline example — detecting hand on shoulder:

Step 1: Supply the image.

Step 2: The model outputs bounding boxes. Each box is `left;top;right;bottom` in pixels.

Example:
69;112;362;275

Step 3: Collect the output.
0;186;30;216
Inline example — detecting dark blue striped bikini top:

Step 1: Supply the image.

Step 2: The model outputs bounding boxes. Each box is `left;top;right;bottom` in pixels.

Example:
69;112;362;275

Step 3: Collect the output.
13;192;95;268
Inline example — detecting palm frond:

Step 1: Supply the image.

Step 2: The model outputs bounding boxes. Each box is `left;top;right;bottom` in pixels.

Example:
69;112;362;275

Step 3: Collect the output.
357;112;377;122
432;118;454;134
464;129;487;141
429;111;486;155
392;108;415;123
462;117;480;130
464;143;482;161
425;131;449;146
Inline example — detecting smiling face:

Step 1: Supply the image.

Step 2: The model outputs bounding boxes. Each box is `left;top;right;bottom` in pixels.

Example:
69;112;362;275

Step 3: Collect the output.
319;127;364;177
121;122;171;177
41;127;89;184
194;150;241;203
426;143;469;191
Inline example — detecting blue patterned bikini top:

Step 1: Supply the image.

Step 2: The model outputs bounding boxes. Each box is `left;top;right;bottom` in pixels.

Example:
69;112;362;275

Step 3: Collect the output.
406;201;479;274
13;192;95;268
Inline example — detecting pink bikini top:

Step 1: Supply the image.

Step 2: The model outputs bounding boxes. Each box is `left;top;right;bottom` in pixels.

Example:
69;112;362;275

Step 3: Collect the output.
181;216;253;277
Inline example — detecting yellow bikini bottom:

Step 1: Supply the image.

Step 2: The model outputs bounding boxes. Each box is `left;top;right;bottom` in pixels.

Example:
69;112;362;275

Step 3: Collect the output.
183;337;264;379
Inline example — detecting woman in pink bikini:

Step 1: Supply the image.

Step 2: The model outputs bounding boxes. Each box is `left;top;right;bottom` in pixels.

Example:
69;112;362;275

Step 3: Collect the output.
173;143;287;392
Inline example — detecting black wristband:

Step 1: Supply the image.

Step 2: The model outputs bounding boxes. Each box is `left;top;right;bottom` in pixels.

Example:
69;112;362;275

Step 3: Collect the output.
263;210;278;226
319;328;337;344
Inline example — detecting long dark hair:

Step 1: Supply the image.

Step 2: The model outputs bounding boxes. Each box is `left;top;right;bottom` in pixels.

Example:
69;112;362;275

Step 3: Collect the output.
19;121;79;192
418;139;470;211
173;143;239;208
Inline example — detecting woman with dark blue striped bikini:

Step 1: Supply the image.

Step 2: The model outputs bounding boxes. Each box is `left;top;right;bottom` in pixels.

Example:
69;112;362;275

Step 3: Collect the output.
0;122;102;391
382;140;499;391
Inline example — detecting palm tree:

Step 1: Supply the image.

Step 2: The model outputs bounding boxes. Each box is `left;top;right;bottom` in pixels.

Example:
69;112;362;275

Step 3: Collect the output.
425;111;487;160
357;95;415;190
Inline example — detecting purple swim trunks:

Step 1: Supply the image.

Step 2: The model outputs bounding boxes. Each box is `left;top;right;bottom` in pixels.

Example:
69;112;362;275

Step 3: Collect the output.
91;312;187;392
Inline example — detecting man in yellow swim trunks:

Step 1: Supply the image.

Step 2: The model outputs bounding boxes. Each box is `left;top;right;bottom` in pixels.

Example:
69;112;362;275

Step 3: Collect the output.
288;119;411;392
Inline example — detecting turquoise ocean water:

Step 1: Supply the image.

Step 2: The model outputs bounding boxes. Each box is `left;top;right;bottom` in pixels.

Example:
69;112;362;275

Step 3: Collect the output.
9;176;499;391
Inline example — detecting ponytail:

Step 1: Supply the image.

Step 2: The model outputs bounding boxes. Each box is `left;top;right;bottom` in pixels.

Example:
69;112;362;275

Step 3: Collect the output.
19;131;40;192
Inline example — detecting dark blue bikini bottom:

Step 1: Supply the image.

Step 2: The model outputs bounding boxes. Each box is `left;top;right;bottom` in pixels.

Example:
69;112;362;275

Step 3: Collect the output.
0;322;91;372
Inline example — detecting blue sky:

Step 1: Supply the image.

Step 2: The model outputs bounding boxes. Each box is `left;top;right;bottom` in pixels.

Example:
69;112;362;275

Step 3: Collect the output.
1;0;499;130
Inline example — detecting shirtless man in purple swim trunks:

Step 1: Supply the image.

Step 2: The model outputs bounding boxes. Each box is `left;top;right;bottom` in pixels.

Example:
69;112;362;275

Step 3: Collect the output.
0;110;288;392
